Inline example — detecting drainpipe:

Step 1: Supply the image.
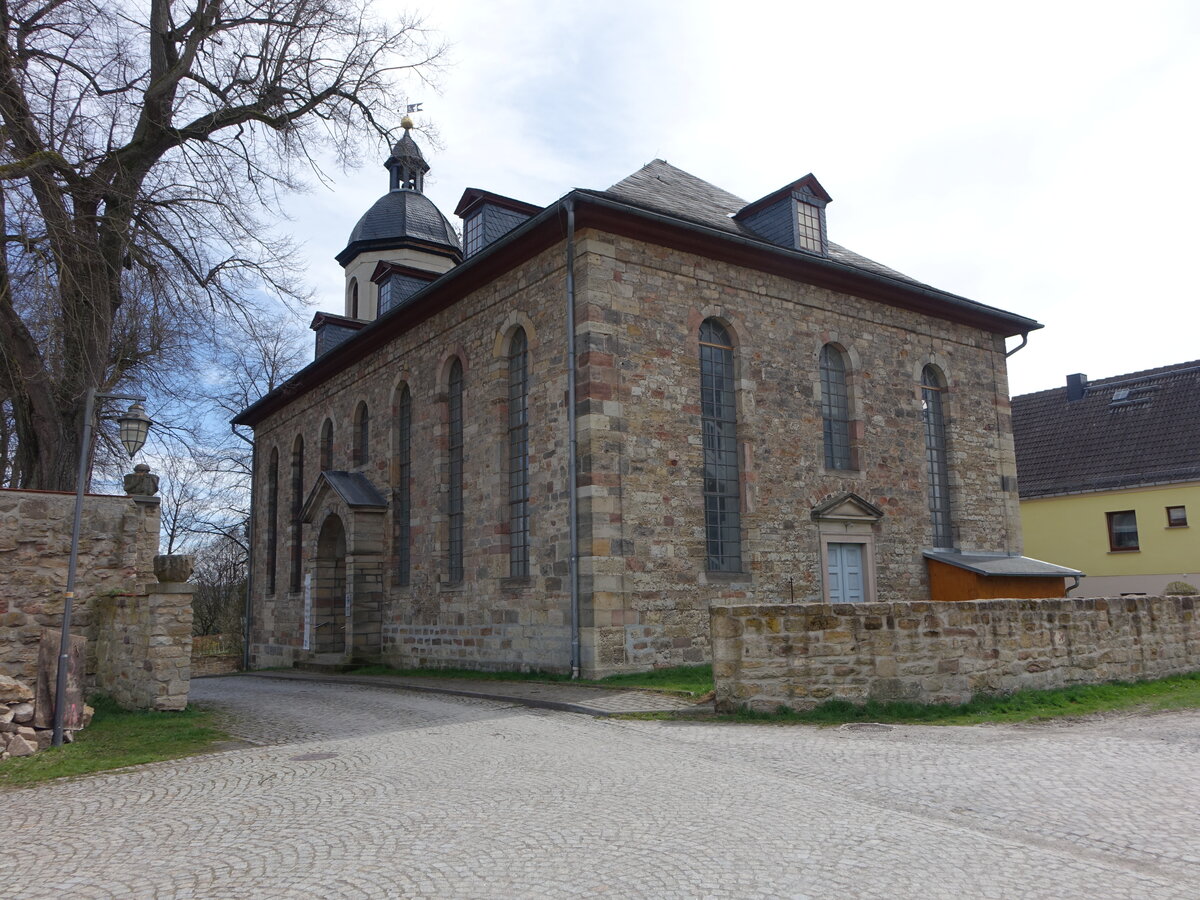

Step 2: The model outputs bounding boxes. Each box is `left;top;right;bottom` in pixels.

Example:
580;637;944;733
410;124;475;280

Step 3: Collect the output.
232;424;255;671
565;198;581;679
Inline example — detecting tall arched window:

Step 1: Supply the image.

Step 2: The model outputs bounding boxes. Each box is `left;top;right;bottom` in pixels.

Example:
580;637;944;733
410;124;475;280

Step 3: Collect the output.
289;436;304;592
447;359;465;583
820;344;853;470
394;385;412;586
353;401;369;467
319;418;333;471
921;365;953;549
699;319;741;572
507;328;530;577
348;278;359;319
266;447;279;594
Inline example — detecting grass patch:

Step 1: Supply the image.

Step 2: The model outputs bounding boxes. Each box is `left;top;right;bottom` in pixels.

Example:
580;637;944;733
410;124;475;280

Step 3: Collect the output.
726;671;1200;726
340;663;714;696
1;695;227;788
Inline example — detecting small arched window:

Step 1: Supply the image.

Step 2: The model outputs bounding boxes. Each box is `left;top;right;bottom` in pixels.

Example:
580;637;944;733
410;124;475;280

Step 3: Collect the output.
820;344;853;470
447;359;465;583
289;436;304;592
921;365;953;549
699;319;741;572
394;385;412;586
353;402;369;467
319;418;334;471
266;447;279;594
348;278;359;319
507;328;530;577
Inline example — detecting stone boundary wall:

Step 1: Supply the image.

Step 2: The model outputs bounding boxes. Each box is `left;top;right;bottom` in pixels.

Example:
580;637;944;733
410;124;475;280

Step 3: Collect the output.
0;488;159;685
95;584;194;710
191;653;240;677
711;596;1200;712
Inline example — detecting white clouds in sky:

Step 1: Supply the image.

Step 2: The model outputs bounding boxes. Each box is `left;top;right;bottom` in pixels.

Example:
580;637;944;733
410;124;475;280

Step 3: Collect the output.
285;0;1199;395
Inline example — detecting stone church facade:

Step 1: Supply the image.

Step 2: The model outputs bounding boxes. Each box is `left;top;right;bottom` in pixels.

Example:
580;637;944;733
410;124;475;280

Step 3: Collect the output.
236;122;1041;676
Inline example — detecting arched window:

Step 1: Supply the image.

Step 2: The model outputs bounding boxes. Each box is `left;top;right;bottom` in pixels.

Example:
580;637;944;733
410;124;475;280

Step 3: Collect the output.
699;319;741;572
289;436;304;592
921;365;953;549
348;278;359;319
319;418;333;471
447;359;465;582
820;344;853;470
507;328;530;577
394;385;412;586
353;401;369;467
266;447;279;594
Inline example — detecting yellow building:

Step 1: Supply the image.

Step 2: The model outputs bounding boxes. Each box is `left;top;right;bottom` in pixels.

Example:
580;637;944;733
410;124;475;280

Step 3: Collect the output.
1013;363;1200;596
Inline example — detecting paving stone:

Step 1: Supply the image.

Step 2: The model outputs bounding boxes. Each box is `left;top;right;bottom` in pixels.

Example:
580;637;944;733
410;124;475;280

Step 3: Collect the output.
1;674;1197;899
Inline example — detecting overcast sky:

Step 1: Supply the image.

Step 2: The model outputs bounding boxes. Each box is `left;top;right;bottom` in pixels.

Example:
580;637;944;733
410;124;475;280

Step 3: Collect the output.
283;0;1199;398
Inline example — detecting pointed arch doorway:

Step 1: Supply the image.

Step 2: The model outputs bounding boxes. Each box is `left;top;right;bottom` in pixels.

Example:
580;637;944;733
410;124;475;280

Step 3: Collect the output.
314;514;347;654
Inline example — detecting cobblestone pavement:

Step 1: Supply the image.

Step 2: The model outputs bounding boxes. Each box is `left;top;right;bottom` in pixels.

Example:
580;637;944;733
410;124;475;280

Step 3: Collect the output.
249;669;705;715
3;676;1199;899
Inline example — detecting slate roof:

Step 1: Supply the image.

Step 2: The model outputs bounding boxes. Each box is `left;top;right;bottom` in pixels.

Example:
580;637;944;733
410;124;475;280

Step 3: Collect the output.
603;159;925;286
300;471;387;522
1011;360;1200;499
336;189;461;265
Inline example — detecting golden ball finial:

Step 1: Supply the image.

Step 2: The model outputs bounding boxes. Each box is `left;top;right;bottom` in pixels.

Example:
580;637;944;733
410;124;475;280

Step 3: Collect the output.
400;115;414;130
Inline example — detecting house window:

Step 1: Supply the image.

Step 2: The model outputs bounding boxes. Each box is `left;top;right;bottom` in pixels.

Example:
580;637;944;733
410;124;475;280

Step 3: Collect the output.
447;358;465;583
507;328;530;578
796;200;824;254
352;402;369;467
1107;511;1139;551
826;542;866;603
820;344;853;470
699;319;741;572
290;436;304;593
464;213;484;257
266;447;279;594
378;276;394;314
921;365;953;549
1166;506;1188;527
394;385;412;586
320;418;333;470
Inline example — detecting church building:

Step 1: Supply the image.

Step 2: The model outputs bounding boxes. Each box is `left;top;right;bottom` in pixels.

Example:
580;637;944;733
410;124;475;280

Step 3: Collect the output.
235;119;1051;676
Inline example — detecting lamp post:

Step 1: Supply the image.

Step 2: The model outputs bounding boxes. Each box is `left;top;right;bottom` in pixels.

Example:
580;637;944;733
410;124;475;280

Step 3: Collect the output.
52;390;152;747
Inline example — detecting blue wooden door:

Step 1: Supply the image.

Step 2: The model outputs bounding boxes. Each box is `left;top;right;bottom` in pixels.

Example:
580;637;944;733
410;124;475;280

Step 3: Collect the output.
828;543;865;603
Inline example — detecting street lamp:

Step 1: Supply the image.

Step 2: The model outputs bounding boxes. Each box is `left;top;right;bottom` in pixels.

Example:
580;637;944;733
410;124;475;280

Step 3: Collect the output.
52;390;152;747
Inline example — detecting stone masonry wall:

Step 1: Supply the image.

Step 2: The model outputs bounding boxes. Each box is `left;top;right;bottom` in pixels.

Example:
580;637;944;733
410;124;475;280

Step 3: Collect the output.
251;225;1024;677
251;244;574;672
711;596;1200;712
0;489;159;686
574;231;1021;673
94;584;194;710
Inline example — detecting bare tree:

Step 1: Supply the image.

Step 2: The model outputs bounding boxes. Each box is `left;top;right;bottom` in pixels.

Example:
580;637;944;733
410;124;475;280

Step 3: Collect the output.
0;0;442;489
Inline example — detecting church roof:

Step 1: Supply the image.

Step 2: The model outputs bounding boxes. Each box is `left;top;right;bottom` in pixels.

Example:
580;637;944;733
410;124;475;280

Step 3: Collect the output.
602;159;924;286
335;189;461;266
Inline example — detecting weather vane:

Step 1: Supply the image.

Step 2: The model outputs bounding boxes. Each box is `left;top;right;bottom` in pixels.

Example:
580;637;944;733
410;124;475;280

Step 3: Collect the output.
406;102;423;114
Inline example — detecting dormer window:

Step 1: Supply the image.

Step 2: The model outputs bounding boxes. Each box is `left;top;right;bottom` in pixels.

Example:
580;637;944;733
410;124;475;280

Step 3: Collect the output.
797;197;825;254
464;213;484;257
733;173;832;257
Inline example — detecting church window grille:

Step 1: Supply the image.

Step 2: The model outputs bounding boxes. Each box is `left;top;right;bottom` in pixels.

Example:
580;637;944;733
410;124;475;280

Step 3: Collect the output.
508;329;530;577
395;386;412;586
290;437;304;592
922;365;953;549
353;402;369;467
266;448;279;594
820;344;853;469
699;319;741;572
448;359;465;583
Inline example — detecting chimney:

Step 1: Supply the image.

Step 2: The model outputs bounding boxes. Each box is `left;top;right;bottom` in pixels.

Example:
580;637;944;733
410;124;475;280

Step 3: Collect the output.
1066;373;1087;402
